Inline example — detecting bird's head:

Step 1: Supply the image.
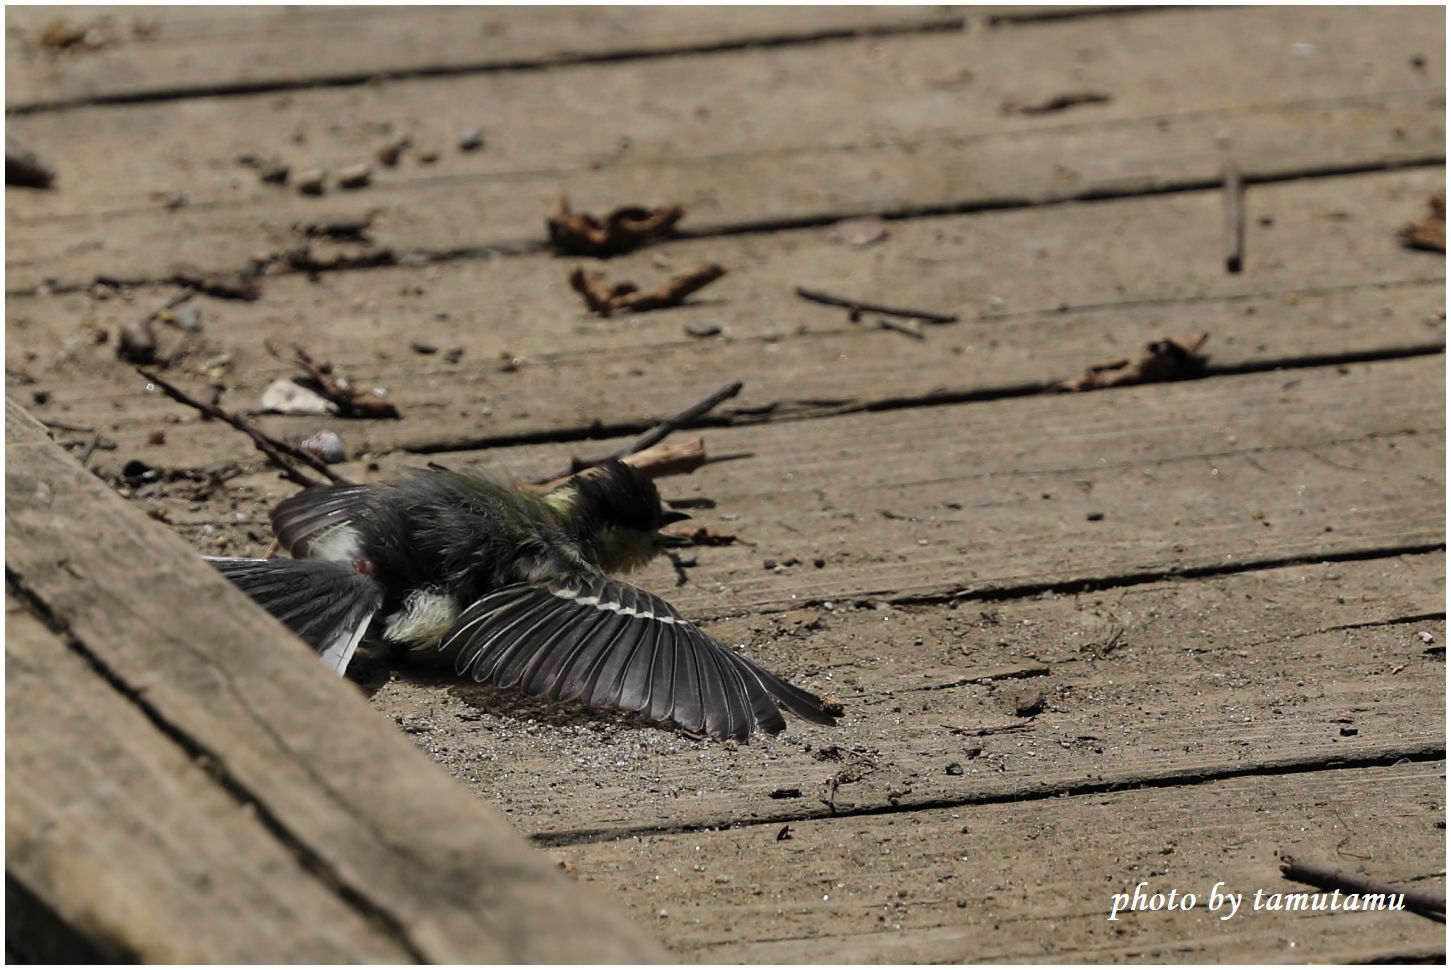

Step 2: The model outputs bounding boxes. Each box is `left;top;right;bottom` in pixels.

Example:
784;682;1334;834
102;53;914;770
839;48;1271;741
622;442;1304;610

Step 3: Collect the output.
544;459;689;573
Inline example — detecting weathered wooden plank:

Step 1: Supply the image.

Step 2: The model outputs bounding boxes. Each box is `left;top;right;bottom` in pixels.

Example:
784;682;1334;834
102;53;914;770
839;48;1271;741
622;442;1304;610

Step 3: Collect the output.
3;398;667;963
11;167;1446;472
158;354;1447;619
356;550;1445;840
4;5;979;108
5;6;1442;288
5;598;414;962
557;762;1447;963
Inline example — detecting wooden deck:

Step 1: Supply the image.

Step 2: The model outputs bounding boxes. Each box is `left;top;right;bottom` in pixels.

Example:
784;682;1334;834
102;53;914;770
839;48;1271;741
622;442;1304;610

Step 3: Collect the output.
6;5;1445;963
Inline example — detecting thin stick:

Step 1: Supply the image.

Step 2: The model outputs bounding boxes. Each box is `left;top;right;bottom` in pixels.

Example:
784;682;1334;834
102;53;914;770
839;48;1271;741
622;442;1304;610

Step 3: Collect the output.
136;368;345;488
941;721;1033;737
877;317;925;340
1279;855;1445;923
1223;162;1245;274
796;286;958;324
625;380;742;455
527;382;742;488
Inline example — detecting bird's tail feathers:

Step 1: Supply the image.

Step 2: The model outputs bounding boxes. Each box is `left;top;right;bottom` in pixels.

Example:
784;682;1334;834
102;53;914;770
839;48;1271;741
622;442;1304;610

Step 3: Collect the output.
205;557;384;675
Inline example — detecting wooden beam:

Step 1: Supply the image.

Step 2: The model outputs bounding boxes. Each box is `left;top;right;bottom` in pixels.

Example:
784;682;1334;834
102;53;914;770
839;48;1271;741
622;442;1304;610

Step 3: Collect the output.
4;398;666;963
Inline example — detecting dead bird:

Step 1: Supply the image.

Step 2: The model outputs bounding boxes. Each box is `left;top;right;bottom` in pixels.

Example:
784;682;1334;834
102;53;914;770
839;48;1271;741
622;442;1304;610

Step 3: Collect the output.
206;459;836;740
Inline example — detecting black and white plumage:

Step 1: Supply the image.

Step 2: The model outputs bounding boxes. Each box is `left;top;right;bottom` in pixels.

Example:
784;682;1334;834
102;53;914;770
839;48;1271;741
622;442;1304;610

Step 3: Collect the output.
206;460;836;740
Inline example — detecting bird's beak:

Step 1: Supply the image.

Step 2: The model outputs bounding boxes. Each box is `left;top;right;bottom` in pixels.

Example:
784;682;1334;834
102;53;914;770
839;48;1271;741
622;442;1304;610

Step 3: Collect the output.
661;510;692;525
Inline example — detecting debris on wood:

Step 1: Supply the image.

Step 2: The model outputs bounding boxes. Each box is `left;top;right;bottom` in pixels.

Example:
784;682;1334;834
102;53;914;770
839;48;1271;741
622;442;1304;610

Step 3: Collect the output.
337;164;373;190
261;378;337;416
281;245;397;274
265;341;401;419
238;153;290;185
1397;192;1446;253
942;721;1033;737
117;319;158;365
1014;687;1046;717
1001;91;1112;115
775;825;793;842
795;286;958;324
171;265;262;302
768;787;803;799
376;135;412;167
458;129;485;152
548;196;686;256
296;168;328;195
137;367;345;488
568;263;726;317
878;317;924;340
1054;333;1210;392
293;429;347;465
526;382;741;495
661;525;738;547
294;215;374;240
40;17;105;51
820;692;846;718
830;216;890;247
1223;162;1245;273
685;321;722;338
1279;855;1445;922
6;138;56;189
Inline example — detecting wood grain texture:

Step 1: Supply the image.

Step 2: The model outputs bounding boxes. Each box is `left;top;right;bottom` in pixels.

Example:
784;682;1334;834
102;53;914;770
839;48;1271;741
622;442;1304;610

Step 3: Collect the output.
4;397;667;963
558;762;1447;963
160;355;1446;617
5;6;1442;288
5;599;412;962
4;5;976;108
355;551;1445;841
11;167;1445;472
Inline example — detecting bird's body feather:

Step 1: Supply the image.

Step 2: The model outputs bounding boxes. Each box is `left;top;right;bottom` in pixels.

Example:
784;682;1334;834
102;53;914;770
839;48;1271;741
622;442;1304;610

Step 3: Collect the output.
207;460;836;739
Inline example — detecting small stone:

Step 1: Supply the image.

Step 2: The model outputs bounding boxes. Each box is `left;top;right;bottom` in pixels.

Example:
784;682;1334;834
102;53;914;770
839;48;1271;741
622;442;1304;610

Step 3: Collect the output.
296;169;327;195
376;135;411;167
409;339;438;355
337;164;373;189
762;559;777;570
30;389;50;405
1086;511;1105;522
259;160;290;185
457;128;484;152
117;319;157;364
260;378;336;415
147;430;166;446
443;347;464;364
945;762;963;776
295;429;347;464
417;148;440;164
1015;688;1045;717
170;305;203;332
686;321;722;338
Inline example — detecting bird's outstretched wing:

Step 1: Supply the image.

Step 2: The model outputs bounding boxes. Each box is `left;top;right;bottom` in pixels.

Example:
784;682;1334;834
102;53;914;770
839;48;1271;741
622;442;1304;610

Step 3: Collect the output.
270;484;375;559
440;575;837;741
206;557;384;674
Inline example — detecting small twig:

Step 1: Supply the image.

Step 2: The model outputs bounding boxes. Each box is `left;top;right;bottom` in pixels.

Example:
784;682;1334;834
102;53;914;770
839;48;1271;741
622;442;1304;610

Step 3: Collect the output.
79;431;102;468
524;438;707;494
626;380;742;455
664;550;694;587
795;286;958;324
1279;855;1445;923
1223;162;1245;274
941;721;1033;737
877;317;925;340
527;381;742;488
136;368;345;488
